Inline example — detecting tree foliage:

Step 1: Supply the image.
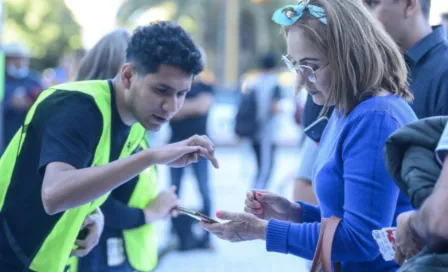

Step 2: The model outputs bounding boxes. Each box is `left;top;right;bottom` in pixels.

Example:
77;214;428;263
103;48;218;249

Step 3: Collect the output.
3;0;82;71
116;0;290;80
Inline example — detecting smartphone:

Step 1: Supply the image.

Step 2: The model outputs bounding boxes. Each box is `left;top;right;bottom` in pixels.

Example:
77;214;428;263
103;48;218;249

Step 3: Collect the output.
77;228;89;240
304;116;329;143
177;207;219;224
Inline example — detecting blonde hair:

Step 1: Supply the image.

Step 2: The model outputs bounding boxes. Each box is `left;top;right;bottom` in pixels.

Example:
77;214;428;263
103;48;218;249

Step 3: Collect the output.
285;0;413;115
75;29;131;81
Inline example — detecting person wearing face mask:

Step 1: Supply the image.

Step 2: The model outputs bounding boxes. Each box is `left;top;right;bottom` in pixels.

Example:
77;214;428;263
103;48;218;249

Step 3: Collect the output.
201;1;417;271
2;43;43;153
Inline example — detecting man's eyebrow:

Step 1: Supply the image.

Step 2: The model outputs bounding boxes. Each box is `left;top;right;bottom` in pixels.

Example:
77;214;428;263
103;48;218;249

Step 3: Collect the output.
299;57;320;62
154;84;189;93
154;84;175;91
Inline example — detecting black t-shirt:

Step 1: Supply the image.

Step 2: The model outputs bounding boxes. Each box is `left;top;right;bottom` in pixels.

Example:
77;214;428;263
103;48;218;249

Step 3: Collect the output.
169;82;214;142
79;146;147;269
0;80;132;270
99;145;146;233
100;81;145;230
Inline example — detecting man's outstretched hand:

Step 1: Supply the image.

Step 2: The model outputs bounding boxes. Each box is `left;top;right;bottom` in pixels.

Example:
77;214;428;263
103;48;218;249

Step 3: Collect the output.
148;135;219;169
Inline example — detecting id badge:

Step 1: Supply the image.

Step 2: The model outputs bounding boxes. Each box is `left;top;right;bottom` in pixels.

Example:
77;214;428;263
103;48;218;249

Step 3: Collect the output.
107;238;126;267
372;228;396;261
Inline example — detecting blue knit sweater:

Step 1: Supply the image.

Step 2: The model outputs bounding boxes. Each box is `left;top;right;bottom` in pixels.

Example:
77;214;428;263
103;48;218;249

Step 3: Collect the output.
266;95;417;271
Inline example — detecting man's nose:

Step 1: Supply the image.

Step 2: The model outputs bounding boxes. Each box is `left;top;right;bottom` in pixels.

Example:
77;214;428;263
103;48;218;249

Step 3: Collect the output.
162;95;178;113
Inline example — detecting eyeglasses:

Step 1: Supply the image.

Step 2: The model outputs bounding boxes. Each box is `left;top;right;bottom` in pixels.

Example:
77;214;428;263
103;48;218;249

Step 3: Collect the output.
282;55;328;83
362;0;380;8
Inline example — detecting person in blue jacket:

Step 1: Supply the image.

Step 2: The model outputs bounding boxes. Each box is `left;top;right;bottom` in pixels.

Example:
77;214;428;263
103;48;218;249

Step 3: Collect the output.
201;1;417;271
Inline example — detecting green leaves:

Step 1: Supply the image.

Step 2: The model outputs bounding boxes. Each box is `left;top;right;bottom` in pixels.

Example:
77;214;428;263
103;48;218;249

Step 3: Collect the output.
3;0;81;70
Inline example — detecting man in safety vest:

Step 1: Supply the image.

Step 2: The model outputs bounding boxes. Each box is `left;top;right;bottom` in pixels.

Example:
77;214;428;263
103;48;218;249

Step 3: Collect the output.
66;138;168;272
0;21;219;272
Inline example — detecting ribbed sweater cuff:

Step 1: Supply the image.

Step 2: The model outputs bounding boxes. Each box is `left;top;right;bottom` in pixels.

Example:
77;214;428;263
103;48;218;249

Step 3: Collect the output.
266;219;291;254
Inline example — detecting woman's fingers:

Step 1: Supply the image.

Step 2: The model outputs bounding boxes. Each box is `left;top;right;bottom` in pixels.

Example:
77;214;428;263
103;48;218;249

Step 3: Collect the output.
200;221;224;235
245;198;262;209
244;206;263;215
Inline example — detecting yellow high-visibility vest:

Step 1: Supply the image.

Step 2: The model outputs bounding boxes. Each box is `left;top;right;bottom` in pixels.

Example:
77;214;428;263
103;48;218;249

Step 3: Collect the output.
0;80;145;272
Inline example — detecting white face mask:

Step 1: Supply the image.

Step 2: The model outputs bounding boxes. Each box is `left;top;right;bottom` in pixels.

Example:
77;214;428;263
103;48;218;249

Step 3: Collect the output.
7;64;29;79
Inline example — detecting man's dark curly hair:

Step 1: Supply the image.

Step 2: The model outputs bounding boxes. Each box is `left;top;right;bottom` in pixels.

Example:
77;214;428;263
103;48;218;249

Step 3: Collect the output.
126;21;203;76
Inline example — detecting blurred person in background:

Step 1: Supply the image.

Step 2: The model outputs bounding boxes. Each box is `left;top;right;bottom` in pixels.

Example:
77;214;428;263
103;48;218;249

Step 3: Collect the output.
169;48;214;251
53;55;72;84
72;49;87;79
293;93;333;205
69;29;178;272
249;52;282;190
202;1;417;271
0;22;217;272
365;0;448;118
2;43;43;153
443;12;448;36
293;83;334;270
54;49;87;85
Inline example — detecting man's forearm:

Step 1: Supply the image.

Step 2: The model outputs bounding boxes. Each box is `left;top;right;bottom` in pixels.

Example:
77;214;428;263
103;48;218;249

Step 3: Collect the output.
102;197;146;229
42;149;155;215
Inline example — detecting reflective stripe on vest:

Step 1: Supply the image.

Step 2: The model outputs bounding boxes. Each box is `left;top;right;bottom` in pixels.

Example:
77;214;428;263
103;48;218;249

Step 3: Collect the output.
123;138;158;272
0;80;145;272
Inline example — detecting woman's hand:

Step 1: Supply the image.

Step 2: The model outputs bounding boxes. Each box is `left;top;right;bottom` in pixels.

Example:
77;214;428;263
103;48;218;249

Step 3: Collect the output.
200;211;268;242
244;190;302;223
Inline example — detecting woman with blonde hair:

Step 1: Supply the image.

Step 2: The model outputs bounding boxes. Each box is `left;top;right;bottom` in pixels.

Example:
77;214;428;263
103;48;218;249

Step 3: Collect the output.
202;0;417;271
75;29;130;81
71;29;179;272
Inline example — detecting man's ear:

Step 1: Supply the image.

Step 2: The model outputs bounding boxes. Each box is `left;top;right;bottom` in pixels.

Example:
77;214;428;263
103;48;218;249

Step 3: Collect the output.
404;0;419;19
120;63;136;90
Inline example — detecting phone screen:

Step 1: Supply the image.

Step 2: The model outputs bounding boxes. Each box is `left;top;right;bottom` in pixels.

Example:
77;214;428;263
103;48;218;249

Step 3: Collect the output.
304;116;329;143
177;207;219;224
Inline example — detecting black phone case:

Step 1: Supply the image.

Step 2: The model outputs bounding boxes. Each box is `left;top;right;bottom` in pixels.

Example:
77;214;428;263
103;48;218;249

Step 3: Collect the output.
304;117;329;143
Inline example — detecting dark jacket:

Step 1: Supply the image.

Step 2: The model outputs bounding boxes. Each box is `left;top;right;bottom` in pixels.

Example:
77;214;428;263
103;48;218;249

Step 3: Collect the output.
384;116;448;208
384;116;448;271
